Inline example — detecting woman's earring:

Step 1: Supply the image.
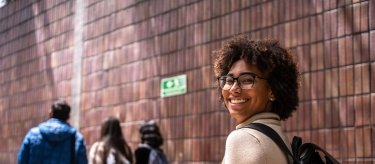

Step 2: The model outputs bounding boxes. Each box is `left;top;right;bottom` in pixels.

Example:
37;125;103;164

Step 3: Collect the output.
269;92;275;101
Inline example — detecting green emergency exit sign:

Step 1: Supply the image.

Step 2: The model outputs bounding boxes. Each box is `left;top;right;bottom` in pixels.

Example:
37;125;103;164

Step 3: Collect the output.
161;74;187;97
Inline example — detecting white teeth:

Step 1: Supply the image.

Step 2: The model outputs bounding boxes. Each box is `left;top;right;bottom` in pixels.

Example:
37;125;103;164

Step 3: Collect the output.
230;99;247;104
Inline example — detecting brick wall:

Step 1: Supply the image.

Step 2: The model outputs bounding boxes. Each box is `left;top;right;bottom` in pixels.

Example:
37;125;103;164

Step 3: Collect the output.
0;0;75;163
0;0;374;163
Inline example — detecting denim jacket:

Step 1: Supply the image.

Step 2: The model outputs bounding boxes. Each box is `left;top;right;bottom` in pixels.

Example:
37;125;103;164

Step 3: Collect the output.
17;118;88;164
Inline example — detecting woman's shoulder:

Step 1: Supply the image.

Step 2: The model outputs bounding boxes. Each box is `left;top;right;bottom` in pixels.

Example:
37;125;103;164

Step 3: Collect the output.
108;148;131;164
89;141;105;154
232;122;285;145
88;141;106;164
227;123;290;163
224;129;267;163
227;124;282;149
229;127;263;141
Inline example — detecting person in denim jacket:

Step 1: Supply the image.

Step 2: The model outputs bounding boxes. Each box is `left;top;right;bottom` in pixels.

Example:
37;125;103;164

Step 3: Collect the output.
17;99;88;164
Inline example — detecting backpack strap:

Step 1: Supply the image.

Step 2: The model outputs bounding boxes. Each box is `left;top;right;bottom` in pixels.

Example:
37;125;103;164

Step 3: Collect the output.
244;123;295;161
70;132;76;164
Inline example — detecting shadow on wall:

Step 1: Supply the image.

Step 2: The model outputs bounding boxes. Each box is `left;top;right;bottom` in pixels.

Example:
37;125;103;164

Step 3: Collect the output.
0;1;75;163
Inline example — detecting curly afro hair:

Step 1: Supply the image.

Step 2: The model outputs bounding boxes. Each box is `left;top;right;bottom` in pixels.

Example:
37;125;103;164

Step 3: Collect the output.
213;35;300;120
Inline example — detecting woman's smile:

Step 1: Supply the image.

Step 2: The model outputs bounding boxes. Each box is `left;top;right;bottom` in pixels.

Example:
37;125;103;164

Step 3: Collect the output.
229;98;248;104
228;98;249;111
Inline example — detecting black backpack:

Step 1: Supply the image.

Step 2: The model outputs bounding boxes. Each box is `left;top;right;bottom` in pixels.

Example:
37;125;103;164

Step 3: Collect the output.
245;123;340;164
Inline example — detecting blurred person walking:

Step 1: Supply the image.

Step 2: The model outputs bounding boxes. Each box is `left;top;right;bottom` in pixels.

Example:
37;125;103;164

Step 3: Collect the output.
17;99;88;164
89;117;133;164
135;120;168;164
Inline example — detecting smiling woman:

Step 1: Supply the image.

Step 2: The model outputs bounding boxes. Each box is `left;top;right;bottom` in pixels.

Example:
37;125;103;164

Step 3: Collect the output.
213;35;300;164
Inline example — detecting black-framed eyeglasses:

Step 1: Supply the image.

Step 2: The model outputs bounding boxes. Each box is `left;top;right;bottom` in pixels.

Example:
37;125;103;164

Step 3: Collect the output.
218;72;267;90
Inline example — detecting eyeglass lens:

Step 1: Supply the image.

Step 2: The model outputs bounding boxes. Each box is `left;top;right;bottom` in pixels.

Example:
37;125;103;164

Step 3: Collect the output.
219;74;256;90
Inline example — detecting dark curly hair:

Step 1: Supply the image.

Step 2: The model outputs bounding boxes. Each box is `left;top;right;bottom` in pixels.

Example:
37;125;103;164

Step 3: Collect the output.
213;35;300;120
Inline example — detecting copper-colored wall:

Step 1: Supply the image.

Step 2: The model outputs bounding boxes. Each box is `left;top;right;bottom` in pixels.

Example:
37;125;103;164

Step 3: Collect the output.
0;0;374;163
0;1;76;163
